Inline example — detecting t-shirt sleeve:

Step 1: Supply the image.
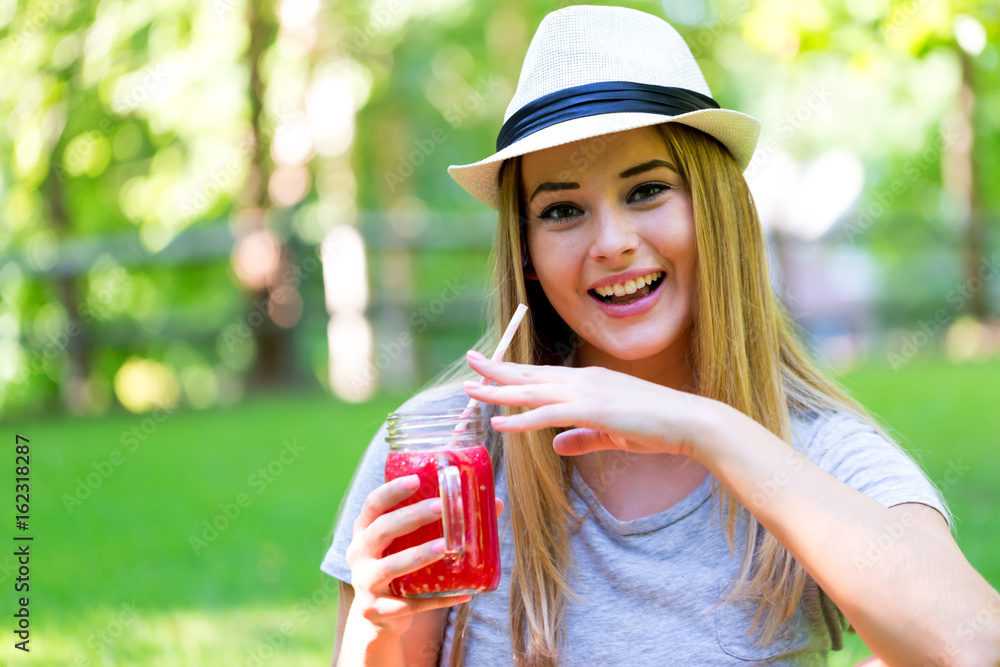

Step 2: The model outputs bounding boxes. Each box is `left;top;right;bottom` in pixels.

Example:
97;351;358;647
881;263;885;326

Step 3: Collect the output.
319;417;393;583
805;412;951;529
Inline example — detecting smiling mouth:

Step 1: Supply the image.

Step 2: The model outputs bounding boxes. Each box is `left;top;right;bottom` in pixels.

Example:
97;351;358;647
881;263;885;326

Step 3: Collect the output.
589;271;665;306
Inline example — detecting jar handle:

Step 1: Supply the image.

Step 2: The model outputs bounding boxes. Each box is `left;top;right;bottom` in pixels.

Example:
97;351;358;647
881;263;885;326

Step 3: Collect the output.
436;456;466;558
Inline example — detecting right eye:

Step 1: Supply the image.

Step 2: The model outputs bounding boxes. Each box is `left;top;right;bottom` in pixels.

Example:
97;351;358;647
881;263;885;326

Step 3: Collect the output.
538;203;583;221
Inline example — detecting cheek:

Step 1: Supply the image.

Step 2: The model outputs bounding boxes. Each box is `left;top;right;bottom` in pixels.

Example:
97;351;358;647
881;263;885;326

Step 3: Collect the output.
527;230;579;289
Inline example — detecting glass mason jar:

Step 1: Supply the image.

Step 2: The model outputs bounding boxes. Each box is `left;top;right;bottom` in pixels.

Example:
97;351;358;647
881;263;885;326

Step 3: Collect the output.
383;406;501;598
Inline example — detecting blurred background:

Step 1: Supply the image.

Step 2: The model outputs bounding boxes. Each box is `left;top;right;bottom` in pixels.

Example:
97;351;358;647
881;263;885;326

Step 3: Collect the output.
0;0;997;664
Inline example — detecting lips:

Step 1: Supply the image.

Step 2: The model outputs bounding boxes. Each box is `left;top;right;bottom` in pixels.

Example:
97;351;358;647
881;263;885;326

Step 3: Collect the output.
587;271;666;319
589;271;664;305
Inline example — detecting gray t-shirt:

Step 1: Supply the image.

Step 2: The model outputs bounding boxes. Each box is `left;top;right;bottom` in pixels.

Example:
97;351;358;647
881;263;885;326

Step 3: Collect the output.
321;384;949;665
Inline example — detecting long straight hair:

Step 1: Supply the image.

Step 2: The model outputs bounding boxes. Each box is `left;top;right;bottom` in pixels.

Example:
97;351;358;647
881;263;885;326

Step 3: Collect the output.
433;123;945;666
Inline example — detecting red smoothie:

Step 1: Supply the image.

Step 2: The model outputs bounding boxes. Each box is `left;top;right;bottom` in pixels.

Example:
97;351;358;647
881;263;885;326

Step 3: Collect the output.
384;444;501;597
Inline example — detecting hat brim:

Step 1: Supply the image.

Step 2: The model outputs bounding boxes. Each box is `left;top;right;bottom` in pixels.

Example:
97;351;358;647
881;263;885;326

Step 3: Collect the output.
448;109;760;209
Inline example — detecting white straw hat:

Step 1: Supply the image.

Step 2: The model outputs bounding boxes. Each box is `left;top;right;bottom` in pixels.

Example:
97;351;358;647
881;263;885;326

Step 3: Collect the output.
448;5;760;209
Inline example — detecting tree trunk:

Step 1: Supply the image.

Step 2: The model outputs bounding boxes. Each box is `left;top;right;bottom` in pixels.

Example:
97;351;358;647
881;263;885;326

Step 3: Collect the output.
958;49;988;321
243;0;294;387
45;169;90;412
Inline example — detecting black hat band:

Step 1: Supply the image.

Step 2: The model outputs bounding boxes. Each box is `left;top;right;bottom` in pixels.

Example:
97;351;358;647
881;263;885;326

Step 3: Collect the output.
496;81;720;152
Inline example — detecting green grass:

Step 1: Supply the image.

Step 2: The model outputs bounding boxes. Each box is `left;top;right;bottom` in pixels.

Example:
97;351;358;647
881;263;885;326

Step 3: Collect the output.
1;359;997;665
830;358;1000;666
1;391;405;666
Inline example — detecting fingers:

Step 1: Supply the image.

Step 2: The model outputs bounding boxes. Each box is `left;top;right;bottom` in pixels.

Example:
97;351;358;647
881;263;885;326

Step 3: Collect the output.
355;475;421;531
495;497;504;517
488;404;579;433
553;428;625;456
466;351;570;385
363;593;474;622
364;496;443;554
369;538;448;588
463;379;567;409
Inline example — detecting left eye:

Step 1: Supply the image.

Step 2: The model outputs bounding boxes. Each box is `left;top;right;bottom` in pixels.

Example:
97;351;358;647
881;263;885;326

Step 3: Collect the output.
627;183;669;203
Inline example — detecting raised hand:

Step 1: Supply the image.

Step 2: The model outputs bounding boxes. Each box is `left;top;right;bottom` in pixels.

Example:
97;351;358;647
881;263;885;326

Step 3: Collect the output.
464;349;715;459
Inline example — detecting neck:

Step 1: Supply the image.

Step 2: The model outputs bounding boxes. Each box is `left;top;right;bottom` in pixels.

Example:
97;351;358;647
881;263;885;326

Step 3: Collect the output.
573;334;696;392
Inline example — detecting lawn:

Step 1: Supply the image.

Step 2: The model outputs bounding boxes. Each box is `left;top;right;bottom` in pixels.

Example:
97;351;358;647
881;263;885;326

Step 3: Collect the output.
1;358;997;666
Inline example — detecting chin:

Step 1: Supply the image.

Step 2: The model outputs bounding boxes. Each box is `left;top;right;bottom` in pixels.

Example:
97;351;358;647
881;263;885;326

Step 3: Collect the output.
587;333;680;362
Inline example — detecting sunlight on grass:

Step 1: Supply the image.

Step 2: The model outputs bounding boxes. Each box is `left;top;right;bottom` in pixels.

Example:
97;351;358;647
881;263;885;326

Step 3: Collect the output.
0;601;338;666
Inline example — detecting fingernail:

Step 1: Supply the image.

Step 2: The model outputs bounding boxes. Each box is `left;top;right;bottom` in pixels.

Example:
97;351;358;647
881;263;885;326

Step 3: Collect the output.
401;475;420;490
463;380;479;388
428;498;442;513
467;350;486;360
432;539;447;553
491;416;506;426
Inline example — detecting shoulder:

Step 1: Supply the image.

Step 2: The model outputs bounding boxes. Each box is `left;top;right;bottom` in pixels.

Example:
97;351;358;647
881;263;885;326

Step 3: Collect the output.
374;382;493;448
788;408;890;459
394;381;471;414
788;407;951;527
350;382;472;469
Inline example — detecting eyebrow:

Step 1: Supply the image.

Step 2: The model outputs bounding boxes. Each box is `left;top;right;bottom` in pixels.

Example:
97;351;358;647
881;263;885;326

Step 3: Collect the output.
528;182;579;203
618;159;677;179
527;159;677;203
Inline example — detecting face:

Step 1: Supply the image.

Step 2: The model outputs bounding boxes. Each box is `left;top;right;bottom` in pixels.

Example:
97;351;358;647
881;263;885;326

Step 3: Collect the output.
520;125;697;365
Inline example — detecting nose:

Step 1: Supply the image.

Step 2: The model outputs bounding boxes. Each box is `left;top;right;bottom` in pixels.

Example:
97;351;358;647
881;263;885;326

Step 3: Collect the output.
588;204;639;262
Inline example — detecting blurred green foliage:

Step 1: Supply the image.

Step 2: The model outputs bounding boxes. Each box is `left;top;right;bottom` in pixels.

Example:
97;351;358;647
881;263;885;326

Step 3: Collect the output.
0;0;998;418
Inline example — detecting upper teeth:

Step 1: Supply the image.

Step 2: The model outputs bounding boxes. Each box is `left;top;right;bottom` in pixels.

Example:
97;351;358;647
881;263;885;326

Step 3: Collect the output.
594;272;662;297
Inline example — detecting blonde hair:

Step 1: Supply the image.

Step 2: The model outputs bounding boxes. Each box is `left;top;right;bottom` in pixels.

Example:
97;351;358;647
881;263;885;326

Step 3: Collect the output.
432;123;944;666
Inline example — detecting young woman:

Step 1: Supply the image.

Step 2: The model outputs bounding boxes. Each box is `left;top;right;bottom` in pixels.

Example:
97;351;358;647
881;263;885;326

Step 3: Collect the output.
323;6;1000;666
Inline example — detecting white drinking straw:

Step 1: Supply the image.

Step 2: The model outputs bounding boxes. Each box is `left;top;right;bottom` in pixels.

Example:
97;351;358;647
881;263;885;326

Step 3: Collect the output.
455;303;528;431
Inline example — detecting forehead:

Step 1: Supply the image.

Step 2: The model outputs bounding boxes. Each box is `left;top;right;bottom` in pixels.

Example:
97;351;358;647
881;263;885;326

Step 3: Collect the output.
519;125;671;187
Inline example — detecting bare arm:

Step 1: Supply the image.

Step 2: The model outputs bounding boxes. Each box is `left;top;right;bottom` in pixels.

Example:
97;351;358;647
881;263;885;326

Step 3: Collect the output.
701;405;1000;667
460;354;999;664
333;581;352;666
333;582;450;667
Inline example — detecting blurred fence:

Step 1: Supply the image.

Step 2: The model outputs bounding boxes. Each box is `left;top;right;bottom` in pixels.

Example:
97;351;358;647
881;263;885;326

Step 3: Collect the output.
4;211;998;415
